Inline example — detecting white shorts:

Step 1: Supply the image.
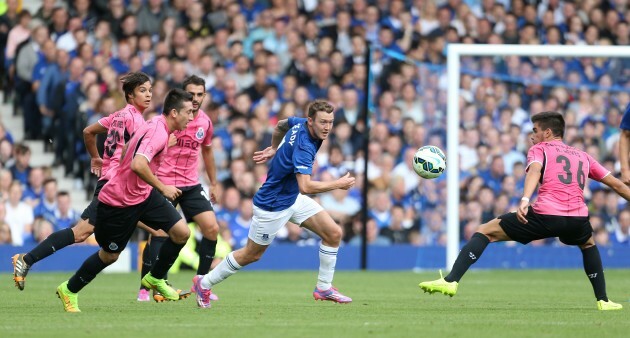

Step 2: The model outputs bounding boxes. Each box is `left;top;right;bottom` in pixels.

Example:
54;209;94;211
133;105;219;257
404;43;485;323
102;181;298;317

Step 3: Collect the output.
248;194;324;246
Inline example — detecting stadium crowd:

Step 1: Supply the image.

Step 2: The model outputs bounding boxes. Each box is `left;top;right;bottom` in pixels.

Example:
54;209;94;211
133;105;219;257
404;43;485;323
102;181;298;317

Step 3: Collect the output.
0;0;629;250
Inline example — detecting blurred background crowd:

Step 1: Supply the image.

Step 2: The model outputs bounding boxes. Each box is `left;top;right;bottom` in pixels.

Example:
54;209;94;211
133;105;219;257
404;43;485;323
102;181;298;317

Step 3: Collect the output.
0;0;629;251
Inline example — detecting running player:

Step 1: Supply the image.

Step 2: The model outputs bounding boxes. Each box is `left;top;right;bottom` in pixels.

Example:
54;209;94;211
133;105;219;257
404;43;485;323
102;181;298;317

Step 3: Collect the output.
419;111;624;311
138;75;221;302
616;103;630;184
191;99;356;308
12;72;152;290
55;89;194;312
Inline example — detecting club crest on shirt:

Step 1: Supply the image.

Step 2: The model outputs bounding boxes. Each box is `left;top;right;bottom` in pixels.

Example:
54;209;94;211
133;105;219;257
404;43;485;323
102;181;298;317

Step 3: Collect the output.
196;127;204;140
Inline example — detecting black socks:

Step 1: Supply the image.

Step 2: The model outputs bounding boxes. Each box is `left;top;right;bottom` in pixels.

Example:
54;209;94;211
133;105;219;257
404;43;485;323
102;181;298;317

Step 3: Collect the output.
25;228;75;265
581;246;608;302
445;232;490;283
197;238;217;275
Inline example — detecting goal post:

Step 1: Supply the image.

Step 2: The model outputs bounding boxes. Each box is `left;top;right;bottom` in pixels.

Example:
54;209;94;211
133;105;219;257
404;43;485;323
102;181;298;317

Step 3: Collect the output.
445;44;630;269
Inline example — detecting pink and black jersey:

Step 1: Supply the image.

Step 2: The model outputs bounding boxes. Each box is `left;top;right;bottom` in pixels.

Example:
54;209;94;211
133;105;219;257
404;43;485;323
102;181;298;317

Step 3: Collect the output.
526;140;609;217
157;110;213;187
99;115;171;207
98;104;146;180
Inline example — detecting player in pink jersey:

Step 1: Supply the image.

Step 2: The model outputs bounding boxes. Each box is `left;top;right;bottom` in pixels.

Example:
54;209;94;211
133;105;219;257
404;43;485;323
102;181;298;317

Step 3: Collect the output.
12;72;153;291
54;89;195;312
138;75;221;303
419;112;628;311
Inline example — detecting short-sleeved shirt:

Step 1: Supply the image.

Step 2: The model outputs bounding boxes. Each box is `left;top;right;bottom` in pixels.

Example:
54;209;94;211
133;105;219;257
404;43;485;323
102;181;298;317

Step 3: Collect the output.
99;115;171;207
618;103;630;130
98;104;146;180
253;117;322;212
157;110;213;187
526;140;609;217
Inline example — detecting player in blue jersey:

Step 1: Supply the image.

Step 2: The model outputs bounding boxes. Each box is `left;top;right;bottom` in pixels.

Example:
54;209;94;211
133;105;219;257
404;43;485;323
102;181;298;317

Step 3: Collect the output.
191;100;356;308
618;103;630;184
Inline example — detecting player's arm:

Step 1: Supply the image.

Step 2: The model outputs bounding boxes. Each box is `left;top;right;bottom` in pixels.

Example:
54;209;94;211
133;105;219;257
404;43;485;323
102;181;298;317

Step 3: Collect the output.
619;129;630;184
296;172;355;195
83;122;108;177
600;174;630;201
131;155;181;200
202;145;219;202
253;119;291;164
516;162;542;224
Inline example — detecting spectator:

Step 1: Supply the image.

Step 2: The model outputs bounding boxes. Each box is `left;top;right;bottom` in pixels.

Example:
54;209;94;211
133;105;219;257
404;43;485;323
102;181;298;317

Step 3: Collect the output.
9;143;31;186
5;181;34;246
45;191;80;232
34;178;57;220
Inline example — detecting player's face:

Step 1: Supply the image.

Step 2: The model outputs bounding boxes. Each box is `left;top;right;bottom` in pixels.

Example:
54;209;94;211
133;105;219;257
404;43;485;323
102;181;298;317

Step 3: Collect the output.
530;122;548;145
175;101;194;130
309;111;334;140
184;84;206;113
131;81;153;111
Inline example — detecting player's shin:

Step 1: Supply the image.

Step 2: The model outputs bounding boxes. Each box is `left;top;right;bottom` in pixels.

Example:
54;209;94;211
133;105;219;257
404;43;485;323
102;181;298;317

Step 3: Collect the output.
201;251;241;289
150;237;184;279
67;251;111;293
25;227;76;265
445;232;490;283
197;238;217;275
317;244;338;291
581;245;608;302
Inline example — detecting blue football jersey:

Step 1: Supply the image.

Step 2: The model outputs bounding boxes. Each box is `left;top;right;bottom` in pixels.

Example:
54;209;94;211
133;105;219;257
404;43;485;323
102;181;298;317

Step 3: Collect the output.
253;117;322;211
619;103;630;130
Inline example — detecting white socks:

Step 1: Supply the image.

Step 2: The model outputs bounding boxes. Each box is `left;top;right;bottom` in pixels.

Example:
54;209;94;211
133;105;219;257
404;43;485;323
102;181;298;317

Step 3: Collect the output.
201;252;242;289
316;244;338;291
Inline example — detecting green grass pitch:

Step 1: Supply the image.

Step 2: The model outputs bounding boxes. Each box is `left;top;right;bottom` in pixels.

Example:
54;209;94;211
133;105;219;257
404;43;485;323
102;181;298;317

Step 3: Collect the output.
1;270;629;338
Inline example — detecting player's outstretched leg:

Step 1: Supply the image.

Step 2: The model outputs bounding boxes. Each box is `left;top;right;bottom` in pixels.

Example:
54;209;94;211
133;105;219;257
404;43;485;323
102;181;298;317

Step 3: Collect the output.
419;232;491;297
12;226;77;290
581;243;623;311
196;249;248;308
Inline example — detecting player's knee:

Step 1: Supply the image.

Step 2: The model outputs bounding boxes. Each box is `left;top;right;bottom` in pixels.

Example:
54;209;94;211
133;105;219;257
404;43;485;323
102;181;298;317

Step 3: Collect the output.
72;222;94;242
99;251;120;264
169;221;190;244
323;226;343;245
200;221;219;238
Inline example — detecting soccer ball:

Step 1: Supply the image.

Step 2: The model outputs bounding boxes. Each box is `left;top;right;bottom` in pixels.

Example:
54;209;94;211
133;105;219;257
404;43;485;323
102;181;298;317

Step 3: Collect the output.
412;146;446;179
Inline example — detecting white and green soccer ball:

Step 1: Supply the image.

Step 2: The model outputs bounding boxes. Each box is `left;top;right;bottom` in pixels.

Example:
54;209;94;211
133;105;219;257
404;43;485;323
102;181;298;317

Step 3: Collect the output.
412;145;446;179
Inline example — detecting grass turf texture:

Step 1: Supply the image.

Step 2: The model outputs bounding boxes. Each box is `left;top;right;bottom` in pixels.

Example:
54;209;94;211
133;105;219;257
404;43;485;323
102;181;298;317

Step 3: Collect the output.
1;270;629;338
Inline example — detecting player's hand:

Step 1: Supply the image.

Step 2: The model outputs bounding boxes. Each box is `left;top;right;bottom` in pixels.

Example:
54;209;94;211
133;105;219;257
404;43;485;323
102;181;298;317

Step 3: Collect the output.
161;185;182;201
253;146;276;164
168;134;177;147
516;199;529;224
336;172;356;190
209;184;220;204
622;168;630;185
91;157;103;177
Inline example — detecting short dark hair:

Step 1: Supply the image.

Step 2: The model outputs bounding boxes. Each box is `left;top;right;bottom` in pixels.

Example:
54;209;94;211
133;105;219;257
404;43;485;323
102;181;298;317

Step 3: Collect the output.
307;100;334;119
531;111;565;138
121;72;151;103
162;88;193;116
43;178;57;187
182;75;206;90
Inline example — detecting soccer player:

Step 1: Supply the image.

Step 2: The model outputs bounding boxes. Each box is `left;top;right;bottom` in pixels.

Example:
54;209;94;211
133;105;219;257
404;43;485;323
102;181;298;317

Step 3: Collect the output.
419;112;625;311
191;99;356;308
12;72;152;290
617;103;630;184
138;75;221;302
55;89;194;312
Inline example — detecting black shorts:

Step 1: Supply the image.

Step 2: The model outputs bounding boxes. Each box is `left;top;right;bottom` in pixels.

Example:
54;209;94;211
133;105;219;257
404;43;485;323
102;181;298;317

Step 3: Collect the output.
95;189;183;253
171;184;214;223
80;179;108;223
498;207;593;245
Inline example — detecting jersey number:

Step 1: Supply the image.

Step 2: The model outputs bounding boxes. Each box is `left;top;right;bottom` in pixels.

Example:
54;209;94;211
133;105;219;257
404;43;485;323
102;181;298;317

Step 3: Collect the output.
556;155;585;190
104;129;121;157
